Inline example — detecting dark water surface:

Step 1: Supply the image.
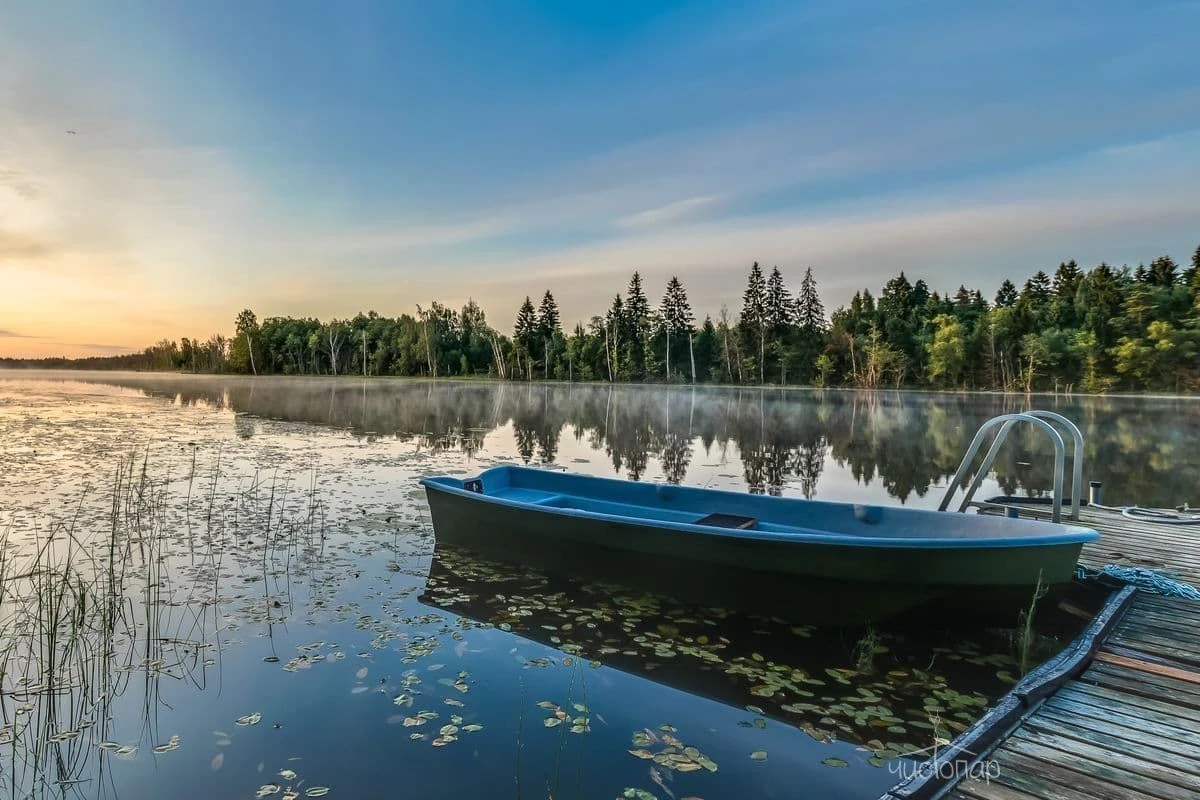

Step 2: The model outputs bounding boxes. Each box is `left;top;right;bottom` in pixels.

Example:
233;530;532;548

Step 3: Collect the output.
1;372;1195;800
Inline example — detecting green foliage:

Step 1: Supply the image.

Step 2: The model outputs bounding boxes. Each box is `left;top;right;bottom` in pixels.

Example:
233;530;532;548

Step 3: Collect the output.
926;315;968;388
20;244;1200;393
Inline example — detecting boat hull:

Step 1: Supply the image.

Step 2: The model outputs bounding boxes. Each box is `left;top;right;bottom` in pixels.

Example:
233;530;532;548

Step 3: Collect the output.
422;470;1094;622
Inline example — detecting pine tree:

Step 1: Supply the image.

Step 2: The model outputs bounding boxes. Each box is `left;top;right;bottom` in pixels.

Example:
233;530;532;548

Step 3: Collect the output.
739;262;767;382
1020;271;1052;305
994;279;1018;308
1053;260;1082;299
537;291;560;337
1148;255;1179;287
514;296;537;379
623;272;651;379
537;290;561;379
765;266;791;334
1187;245;1200;305
514;296;537;343
660;276;695;382
795;267;827;333
660;276;694;335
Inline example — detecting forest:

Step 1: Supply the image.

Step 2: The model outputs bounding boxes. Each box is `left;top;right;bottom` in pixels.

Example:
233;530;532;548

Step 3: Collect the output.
6;245;1199;393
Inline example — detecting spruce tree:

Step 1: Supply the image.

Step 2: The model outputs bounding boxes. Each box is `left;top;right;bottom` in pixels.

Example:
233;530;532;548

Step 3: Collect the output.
660;276;695;382
739;262;767;382
537;291;560;337
660;276;694;335
795;267;827;333
514;296;537;379
994;279;1018;307
1053;260;1082;299
623;272;651;379
1148;255;1178;287
537;290;561;379
765;266;791;334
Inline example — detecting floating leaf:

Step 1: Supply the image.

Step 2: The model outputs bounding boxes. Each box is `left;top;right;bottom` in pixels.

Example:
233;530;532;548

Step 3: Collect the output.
279;770;297;780
462;724;483;732
236;713;262;727
256;785;281;798
544;718;563;728
750;751;767;761
821;757;849;768
622;790;657;800
305;789;330;798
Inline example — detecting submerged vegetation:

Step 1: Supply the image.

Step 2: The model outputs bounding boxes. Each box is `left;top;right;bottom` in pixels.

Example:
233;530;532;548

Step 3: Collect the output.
7;245;1200;393
0;452;329;797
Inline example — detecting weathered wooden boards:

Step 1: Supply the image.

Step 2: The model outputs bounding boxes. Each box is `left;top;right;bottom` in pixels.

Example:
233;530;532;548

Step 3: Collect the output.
948;593;1200;800
1001;504;1200;585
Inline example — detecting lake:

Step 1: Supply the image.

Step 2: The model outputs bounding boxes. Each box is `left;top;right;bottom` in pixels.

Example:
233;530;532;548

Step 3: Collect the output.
1;371;1195;800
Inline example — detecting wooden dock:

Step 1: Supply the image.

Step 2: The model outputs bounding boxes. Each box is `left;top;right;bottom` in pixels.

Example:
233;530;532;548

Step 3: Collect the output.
882;502;1200;800
1006;502;1200;585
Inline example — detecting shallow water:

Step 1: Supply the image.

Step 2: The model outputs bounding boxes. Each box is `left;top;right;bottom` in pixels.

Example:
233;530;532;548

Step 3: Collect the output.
0;372;1192;799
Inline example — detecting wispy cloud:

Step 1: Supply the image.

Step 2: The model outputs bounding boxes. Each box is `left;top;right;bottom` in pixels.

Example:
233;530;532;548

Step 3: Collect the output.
616;196;719;229
3;0;1200;357
0;329;36;338
43;342;134;354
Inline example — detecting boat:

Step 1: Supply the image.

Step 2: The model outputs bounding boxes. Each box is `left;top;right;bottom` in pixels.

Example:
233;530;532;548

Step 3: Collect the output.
418;465;1100;621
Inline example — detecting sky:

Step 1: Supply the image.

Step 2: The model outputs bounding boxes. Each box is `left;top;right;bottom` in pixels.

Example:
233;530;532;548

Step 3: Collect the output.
2;0;1199;358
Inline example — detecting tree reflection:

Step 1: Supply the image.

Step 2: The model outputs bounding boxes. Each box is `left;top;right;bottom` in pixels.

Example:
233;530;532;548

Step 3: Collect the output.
78;374;1200;509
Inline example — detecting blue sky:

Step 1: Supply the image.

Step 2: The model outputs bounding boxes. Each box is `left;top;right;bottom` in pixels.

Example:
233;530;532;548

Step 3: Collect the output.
2;0;1199;355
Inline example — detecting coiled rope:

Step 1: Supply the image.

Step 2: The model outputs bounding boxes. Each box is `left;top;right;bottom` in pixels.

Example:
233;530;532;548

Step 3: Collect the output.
1089;503;1200;525
1075;564;1200;600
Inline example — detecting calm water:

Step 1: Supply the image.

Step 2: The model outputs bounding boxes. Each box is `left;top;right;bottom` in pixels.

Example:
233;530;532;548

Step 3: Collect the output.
0;372;1195;800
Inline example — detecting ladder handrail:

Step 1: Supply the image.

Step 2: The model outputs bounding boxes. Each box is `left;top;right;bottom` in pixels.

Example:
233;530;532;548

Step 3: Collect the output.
1019;410;1084;520
938;413;1067;523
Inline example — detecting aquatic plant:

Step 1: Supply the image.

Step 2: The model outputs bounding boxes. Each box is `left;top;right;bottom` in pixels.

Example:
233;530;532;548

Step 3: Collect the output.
852;623;879;674
1014;570;1049;675
0;449;329;798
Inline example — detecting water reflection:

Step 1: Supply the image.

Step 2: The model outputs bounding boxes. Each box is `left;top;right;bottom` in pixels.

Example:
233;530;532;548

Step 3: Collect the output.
418;541;1104;766
50;373;1200;509
0;372;1147;799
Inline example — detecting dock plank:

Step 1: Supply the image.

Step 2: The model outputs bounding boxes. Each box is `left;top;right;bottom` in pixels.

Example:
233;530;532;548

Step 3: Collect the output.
1065;681;1200;723
1044;691;1200;743
985;748;1177;800
1091;651;1200;688
1002;734;1197;800
883;506;1200;800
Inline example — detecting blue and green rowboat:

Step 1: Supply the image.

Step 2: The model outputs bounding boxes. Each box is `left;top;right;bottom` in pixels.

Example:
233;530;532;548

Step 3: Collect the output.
419;465;1099;620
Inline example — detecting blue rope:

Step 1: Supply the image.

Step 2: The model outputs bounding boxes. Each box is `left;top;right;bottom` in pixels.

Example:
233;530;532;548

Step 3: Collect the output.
1075;564;1200;600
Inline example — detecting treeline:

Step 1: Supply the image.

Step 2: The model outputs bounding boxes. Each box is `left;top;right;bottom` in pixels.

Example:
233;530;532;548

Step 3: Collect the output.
6;245;1198;392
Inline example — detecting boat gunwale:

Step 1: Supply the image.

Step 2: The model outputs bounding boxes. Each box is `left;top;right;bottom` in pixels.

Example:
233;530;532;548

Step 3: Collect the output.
419;467;1100;551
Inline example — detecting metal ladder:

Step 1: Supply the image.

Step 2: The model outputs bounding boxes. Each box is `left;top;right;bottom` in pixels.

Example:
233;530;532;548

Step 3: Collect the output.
938;410;1083;523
